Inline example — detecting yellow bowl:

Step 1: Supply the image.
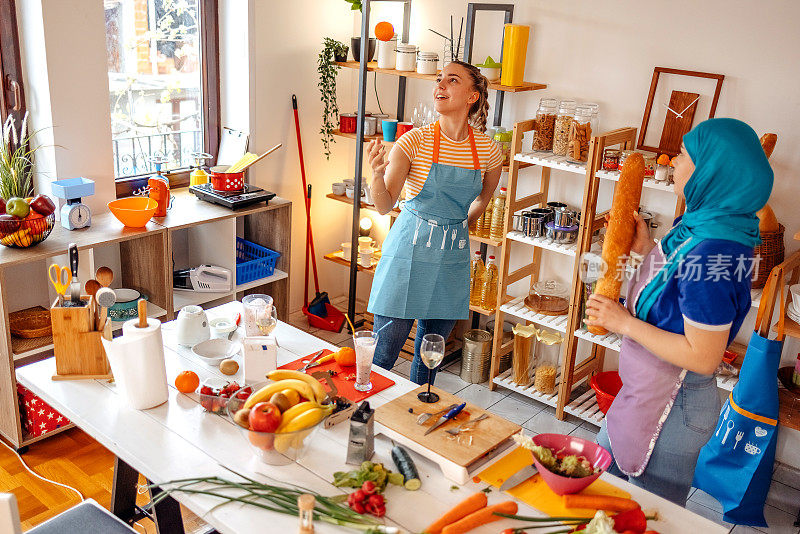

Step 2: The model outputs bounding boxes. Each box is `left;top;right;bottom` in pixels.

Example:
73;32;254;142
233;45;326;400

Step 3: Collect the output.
107;197;158;227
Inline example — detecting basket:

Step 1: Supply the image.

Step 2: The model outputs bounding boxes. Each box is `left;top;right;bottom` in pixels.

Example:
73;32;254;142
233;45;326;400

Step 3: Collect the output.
0;213;55;248
236;237;281;285
589;371;622;414
9;306;52;338
752;224;785;289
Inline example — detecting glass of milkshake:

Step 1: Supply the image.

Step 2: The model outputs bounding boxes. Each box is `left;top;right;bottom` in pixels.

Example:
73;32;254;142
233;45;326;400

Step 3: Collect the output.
353;330;379;392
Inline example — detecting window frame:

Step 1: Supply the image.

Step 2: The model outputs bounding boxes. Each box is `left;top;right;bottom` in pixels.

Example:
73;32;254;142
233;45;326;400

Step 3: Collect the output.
0;0;26;126
114;0;221;197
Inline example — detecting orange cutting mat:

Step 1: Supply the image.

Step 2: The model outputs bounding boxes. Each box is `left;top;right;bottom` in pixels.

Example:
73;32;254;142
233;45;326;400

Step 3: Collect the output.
478;447;630;518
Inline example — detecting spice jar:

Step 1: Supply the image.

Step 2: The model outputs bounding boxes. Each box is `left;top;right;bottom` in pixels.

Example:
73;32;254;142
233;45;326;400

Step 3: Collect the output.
603;148;620;171
533;329;563;394
567;105;593;163
511;324;538;386
552;100;576;157
618;149;636;170
416;51;439;75
532;98;558;152
396;43;417;72
655;154;670;181
494;128;512;166
639;151;657;178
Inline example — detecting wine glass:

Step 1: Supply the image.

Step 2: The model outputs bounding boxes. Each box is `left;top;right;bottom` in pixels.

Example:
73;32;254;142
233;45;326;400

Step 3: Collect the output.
418;333;445;403
256;304;278;336
412;104;424;128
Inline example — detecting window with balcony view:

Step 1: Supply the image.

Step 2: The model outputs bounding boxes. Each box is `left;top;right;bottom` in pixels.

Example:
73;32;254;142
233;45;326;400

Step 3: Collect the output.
104;0;217;179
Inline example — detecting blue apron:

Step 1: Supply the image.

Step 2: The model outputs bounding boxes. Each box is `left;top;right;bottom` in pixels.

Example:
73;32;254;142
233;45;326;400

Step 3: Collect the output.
368;122;483;320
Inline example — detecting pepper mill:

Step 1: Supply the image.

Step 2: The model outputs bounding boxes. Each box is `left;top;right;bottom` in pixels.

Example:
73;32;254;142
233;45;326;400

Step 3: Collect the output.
297;494;315;534
346;401;374;465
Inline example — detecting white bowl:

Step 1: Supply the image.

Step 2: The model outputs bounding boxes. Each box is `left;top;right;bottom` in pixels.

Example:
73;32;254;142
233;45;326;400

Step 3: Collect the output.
209;317;238;339
479;66;501;82
332;182;346;196
191;338;241;364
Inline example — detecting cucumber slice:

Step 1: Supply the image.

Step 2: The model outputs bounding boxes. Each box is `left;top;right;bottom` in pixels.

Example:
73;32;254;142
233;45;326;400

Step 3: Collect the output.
403;477;422;491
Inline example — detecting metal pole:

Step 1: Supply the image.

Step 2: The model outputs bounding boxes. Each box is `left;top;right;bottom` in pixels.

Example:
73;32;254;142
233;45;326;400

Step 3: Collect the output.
348;0;372;330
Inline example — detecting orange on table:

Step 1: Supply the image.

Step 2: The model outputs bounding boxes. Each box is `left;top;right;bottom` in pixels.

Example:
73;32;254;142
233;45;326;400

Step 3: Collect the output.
175;370;199;393
334;346;356;367
375;21;395;41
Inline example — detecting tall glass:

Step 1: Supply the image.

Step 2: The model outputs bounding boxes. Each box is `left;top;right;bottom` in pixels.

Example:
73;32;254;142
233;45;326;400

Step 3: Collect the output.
418;333;445;403
353;330;379;392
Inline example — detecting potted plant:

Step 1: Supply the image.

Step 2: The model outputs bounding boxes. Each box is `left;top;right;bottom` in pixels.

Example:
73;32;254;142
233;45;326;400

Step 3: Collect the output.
0;113;57;248
318;38;348;160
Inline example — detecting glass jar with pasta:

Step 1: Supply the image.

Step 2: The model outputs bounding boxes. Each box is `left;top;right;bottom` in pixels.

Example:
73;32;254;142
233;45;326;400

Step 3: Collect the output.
567;105;593;163
533;329;563;394
551;100;576;157
532;98;558;152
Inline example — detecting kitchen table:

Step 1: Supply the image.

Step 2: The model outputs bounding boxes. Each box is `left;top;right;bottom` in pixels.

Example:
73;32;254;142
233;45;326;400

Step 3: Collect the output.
16;302;730;534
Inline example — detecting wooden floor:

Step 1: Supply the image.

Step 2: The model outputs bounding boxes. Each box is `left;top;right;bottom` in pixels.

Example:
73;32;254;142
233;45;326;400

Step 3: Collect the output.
0;428;208;533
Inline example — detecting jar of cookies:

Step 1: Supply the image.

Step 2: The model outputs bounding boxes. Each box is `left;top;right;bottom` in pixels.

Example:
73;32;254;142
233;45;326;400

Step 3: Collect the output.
567;105;593;163
532;98;558;152
552;100;576;157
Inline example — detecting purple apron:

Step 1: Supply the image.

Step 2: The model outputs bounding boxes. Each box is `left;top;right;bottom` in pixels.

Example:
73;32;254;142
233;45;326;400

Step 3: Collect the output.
605;245;687;476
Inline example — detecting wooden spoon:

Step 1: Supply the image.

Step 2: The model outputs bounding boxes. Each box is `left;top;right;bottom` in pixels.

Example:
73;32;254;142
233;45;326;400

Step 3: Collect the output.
96;266;114;288
84;279;101;328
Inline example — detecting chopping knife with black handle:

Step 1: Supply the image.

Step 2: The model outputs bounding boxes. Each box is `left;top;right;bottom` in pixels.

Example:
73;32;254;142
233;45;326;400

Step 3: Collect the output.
424;402;466;435
68;243;81;305
498;464;538;492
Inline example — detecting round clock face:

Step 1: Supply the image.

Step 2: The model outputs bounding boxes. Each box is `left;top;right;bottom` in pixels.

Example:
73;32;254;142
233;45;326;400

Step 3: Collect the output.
69;204;91;228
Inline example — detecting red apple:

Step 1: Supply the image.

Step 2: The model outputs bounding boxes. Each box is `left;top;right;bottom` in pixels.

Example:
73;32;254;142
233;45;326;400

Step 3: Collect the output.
0;214;21;235
0;198;5;214
248;401;281;432
29;194;55;216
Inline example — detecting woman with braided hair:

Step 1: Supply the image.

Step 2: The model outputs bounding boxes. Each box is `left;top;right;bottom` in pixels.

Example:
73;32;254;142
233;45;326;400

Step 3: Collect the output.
366;61;502;385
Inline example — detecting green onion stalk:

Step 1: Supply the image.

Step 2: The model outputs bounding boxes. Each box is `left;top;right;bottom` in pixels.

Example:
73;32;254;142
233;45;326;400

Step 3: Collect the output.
148;468;399;533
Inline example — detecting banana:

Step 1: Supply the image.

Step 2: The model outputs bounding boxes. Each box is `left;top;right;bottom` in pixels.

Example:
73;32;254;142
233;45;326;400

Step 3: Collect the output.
276;402;317;430
243;379;316;409
274;408;325;453
267;369;327;404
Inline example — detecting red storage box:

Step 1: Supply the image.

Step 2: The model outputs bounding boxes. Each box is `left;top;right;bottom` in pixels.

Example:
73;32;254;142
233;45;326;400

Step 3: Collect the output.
17;384;70;437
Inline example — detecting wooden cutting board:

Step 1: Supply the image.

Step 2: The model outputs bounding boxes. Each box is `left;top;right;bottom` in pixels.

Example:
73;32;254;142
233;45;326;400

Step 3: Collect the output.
375;385;521;470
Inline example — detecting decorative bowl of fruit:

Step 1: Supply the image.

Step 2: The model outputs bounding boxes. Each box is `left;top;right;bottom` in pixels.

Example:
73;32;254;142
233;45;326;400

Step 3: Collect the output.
0;195;57;248
197;378;251;415
227;374;333;465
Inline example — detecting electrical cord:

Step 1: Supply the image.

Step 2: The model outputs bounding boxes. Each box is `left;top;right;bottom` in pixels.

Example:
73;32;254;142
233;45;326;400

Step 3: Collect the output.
373;72;384;115
0;436;83;501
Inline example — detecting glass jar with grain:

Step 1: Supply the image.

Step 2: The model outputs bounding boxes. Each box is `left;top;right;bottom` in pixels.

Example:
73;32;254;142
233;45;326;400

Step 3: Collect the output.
533;329;563;394
532;98;558;152
567;105;593;163
551;100;576;157
511;324;538;386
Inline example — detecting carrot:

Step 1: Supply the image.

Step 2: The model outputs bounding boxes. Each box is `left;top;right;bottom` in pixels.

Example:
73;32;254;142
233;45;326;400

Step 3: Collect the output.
562;494;640;513
424;492;488;534
440;501;518;534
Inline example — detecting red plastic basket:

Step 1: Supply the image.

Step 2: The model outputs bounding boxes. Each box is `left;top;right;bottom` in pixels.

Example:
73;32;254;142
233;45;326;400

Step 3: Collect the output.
590;371;623;414
302;303;345;333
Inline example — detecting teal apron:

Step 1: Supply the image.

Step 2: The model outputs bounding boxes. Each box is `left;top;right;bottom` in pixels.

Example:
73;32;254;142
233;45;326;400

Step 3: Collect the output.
368;122;483;320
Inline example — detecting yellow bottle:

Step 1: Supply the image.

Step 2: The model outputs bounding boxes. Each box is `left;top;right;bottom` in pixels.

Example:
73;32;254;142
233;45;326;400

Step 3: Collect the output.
189;152;212;186
479;198;493;238
470;251;485;307
489;187;507;240
482;255;499;311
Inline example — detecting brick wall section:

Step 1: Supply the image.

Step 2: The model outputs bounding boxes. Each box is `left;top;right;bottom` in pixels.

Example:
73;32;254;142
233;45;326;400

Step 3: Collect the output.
134;0;151;74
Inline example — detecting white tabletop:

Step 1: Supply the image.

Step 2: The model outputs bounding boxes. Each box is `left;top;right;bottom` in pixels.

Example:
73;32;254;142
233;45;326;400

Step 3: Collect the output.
16;302;729;534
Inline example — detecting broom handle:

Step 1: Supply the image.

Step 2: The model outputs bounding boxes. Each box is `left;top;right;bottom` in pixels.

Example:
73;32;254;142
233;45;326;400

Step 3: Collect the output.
293;95;321;300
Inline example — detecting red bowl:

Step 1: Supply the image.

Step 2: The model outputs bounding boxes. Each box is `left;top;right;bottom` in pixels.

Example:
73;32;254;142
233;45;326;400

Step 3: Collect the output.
590;371;622;414
531;433;612;495
209;166;244;192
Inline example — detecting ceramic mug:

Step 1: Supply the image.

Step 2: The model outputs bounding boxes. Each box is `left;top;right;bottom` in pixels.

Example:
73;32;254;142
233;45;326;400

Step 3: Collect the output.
364;116;378;136
382;119;398;142
396;122;413;140
372;113;390;133
176;305;210;346
359;250;373;268
332;182;346;196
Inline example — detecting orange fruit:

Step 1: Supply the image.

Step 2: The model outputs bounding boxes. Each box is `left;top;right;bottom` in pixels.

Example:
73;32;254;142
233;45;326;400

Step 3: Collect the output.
175;371;200;393
374;21;395;41
334;347;357;367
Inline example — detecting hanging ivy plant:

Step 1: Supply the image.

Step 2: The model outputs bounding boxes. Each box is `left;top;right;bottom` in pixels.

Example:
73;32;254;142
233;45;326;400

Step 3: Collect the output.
318;38;348;160
344;0;362;11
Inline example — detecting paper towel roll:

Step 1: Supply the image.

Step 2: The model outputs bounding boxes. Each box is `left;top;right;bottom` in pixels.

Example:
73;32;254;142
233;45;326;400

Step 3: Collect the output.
104;317;168;410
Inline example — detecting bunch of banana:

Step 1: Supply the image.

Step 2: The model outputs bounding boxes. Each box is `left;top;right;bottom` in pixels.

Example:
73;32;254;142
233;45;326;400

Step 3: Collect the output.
243;369;327;409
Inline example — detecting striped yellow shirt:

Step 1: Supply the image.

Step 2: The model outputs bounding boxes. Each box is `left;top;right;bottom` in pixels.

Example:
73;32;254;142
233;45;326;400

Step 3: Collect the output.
394;123;503;199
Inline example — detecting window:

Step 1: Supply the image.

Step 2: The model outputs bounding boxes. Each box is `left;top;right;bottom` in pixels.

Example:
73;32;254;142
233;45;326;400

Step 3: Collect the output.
1;0;26;124
104;0;219;181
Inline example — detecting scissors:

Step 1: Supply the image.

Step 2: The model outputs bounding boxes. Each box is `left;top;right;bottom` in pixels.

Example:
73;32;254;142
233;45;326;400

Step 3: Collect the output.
48;263;72;305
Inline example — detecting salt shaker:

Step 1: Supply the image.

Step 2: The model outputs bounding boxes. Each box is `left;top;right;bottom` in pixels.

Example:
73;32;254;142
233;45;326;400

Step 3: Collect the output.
346;401;374;465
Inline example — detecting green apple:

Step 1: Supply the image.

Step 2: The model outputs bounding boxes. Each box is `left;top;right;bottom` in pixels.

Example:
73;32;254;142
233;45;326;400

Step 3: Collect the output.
5;197;30;219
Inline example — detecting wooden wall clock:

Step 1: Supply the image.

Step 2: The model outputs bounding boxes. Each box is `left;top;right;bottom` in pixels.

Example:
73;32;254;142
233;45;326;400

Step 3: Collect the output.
638;67;725;157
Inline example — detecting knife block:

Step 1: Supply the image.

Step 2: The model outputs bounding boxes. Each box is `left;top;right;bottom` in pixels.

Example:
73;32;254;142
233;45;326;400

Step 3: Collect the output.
50;298;113;381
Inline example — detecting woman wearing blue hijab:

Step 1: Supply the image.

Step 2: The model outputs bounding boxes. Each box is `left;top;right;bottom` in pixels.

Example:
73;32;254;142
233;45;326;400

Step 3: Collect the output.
586;118;774;505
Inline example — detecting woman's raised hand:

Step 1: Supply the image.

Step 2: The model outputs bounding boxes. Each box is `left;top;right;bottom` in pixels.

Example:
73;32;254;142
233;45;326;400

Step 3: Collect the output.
603;211;653;256
367;139;388;179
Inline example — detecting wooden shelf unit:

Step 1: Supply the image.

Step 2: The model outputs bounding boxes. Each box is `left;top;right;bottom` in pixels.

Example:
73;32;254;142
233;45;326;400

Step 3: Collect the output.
0;190;292;449
335;61;548;93
323;251;377;275
326;193;400;217
487;122;687;423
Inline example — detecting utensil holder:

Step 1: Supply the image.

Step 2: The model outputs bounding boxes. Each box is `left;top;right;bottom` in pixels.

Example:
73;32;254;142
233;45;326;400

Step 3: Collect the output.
50;297;112;381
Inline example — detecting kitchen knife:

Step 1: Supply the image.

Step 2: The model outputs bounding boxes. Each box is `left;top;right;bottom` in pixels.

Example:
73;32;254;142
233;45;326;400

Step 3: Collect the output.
68;243;81;306
424;402;466;435
498;464;538;492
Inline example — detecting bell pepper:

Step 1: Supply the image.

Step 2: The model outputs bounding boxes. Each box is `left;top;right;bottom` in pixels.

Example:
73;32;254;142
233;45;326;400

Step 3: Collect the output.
612;508;648;533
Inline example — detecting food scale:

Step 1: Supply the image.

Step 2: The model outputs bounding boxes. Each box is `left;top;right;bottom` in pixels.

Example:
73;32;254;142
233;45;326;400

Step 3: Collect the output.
50;177;95;230
189;182;276;209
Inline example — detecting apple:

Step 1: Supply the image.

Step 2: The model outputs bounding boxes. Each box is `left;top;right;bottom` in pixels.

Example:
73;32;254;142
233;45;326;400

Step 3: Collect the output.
0;214;21;235
5;198;29;219
29;194;55;216
248;401;281;432
248;429;275;451
0;198;5;214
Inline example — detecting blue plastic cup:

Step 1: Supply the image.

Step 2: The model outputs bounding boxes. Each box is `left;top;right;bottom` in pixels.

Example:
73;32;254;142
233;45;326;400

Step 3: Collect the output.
382;119;398;142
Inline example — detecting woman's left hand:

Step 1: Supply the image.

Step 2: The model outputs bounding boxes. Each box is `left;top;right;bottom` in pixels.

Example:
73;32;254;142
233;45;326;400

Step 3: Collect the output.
585;294;634;335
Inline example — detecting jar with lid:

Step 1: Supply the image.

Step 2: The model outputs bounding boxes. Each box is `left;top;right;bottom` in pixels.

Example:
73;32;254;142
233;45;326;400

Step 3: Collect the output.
511;324;538;386
639;151;657;178
618;149;636;170
494;128;512;166
417;51;439;75
532;98;558;152
583;102;600;134
552;100;576;156
396;43;417;72
376;35;398;69
567;105;593;163
603;148;620;171
533;329;563;394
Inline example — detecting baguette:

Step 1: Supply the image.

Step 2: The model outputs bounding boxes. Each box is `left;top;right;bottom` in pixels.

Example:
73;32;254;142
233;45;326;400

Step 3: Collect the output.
760;133;777;159
588;152;645;335
756;134;779;232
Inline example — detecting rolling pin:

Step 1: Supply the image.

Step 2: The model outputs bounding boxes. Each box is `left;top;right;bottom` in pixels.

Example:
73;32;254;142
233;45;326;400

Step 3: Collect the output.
588;152;645;335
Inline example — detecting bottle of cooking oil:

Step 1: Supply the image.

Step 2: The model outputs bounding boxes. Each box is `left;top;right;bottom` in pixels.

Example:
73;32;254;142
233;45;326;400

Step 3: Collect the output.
469;251;485;306
489;187;507;240
478;197;494;238
482;255;499;311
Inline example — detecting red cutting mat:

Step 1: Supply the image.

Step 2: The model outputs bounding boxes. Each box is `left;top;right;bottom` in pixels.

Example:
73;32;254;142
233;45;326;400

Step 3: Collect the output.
279;350;395;403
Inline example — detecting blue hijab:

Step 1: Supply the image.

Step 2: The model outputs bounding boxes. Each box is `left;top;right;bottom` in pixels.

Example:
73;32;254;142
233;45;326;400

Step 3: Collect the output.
635;118;774;320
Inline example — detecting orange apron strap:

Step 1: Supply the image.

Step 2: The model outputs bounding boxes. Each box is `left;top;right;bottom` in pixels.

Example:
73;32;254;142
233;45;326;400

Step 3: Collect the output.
729;393;778;426
468;128;480;170
433;121;441;164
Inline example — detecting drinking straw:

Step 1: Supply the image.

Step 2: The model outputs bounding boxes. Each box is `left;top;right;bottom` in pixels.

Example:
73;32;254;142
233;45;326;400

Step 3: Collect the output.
345;313;356;334
375;320;394;335
428;28;452;42
456;17;464;60
450;16;454;60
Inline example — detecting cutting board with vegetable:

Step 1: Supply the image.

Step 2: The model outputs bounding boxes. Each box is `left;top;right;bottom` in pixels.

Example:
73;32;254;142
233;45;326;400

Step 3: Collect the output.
279;350;395;403
375;385;520;484
477;446;630;518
